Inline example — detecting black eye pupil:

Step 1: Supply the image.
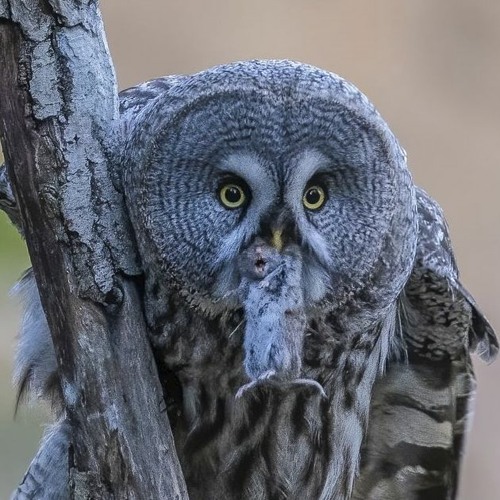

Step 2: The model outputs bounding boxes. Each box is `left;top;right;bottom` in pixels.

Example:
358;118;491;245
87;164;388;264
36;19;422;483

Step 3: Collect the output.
306;188;321;204
226;187;241;203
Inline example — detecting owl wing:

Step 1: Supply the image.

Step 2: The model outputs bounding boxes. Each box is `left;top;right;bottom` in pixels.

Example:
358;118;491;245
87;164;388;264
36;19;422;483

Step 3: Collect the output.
10;420;70;500
353;187;498;500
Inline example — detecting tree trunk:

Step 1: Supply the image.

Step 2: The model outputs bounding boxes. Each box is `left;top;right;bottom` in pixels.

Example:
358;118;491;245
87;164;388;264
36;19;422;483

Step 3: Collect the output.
0;1;188;498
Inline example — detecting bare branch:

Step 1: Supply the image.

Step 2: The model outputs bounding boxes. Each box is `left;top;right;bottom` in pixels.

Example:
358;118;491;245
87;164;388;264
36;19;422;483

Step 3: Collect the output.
0;1;188;498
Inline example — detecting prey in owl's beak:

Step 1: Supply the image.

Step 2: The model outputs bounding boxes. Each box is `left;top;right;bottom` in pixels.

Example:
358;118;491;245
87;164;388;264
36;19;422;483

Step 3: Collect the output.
236;231;325;399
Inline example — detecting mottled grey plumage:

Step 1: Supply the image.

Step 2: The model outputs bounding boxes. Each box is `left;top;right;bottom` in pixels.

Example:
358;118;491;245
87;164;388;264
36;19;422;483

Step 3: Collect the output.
11;60;497;500
353;188;496;499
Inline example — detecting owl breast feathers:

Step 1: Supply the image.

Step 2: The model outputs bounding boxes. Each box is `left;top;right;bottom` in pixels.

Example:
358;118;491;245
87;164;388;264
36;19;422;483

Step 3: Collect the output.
11;60;497;500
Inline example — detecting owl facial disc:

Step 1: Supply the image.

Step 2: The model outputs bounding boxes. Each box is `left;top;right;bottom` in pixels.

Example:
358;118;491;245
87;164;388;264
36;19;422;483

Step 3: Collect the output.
123;60;418;388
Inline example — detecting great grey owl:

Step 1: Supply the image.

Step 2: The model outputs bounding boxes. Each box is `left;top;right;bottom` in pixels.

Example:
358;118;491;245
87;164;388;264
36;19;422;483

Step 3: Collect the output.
11;60;497;500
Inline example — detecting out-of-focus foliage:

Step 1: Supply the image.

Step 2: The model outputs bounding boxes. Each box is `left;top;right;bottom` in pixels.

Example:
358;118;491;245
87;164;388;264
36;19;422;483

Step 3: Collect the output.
0;212;28;279
0;149;29;279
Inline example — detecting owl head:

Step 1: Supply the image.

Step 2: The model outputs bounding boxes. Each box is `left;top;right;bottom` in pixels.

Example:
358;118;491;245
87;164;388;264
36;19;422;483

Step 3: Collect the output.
122;60;417;376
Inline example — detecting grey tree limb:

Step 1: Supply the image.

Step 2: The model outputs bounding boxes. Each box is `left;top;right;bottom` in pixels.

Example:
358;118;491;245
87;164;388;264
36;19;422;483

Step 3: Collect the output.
0;1;188;498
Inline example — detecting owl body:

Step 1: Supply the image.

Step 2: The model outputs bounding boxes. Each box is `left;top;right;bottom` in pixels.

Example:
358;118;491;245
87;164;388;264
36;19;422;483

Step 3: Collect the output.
11;60;496;500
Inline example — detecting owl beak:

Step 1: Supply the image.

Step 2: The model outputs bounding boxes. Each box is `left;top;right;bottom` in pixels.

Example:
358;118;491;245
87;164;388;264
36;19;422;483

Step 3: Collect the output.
259;209;298;251
271;229;284;252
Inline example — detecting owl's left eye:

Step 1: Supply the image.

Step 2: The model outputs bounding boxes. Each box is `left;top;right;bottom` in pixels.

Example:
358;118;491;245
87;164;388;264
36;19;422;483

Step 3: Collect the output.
219;182;248;209
303;185;326;211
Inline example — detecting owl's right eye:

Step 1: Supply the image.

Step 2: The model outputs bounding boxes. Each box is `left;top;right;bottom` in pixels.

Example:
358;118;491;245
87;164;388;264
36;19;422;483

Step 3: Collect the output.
218;181;248;209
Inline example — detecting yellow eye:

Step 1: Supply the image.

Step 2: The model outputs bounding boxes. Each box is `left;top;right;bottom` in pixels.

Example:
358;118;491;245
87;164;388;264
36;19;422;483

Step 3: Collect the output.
303;185;326;210
219;183;247;209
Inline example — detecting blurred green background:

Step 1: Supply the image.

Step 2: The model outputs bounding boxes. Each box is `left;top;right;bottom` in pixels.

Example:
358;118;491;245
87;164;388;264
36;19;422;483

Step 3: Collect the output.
1;1;499;498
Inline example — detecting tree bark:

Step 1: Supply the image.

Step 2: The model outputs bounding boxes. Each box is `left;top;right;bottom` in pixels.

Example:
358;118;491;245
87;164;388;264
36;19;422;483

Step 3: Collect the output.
0;1;188;498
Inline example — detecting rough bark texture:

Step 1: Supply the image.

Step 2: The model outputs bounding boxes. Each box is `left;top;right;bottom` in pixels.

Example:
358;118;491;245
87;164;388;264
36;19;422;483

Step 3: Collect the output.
0;1;188;498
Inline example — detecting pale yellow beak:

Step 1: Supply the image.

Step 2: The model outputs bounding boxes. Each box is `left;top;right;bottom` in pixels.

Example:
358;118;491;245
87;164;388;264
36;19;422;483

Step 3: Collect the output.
271;229;284;252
